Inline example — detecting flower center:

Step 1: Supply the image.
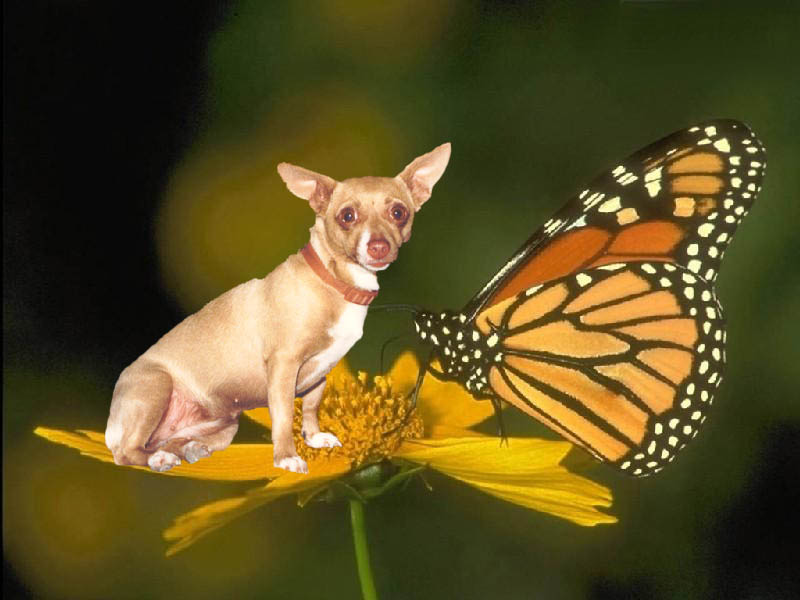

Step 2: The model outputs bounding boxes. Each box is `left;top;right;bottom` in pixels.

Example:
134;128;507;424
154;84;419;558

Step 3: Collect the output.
293;372;423;468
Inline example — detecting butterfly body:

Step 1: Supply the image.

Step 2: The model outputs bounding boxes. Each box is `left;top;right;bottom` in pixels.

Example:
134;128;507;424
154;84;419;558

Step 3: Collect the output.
411;120;765;477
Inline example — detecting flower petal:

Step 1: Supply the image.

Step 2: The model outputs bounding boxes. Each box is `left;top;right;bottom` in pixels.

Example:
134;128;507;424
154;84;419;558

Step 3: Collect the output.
163;455;350;555
396;436;616;526
387;351;421;396
243;407;272;430
388;352;494;431
34;427;285;481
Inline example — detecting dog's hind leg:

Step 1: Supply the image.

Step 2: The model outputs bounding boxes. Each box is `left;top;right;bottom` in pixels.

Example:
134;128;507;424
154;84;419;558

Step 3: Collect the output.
105;361;174;469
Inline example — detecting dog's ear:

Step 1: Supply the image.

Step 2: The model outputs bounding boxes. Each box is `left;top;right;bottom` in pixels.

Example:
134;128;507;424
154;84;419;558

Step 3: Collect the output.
396;142;451;210
277;163;337;214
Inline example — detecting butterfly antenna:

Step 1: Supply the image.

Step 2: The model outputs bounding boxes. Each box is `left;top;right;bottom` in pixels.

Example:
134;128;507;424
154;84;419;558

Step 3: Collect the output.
381;348;434;439
369;303;422;315
379;332;412;374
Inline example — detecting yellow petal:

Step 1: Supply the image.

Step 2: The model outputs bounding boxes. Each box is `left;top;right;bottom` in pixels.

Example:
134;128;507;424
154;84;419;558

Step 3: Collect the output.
243;407;272;430
388;352;495;432
396;436;616;526
424;424;487;439
163;455;350;556
34;427;285;481
387;350;422;396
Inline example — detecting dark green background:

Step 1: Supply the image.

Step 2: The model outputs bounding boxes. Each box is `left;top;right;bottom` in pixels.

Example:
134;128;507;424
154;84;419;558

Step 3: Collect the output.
4;2;799;599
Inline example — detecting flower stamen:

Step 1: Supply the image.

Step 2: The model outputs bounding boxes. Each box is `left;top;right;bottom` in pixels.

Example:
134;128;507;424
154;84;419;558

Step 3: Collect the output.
294;372;423;468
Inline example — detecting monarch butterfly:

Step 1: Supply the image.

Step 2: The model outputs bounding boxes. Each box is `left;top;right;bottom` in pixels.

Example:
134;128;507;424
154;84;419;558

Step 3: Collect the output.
404;120;766;477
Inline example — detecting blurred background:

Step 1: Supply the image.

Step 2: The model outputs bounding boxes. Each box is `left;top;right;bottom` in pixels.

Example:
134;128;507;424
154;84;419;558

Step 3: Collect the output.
4;1;799;598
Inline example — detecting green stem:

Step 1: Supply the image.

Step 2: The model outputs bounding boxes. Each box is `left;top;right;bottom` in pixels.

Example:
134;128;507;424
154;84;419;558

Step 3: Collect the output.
349;499;379;600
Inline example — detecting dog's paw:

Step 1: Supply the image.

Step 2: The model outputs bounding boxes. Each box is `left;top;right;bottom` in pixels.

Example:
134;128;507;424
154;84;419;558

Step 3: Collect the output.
304;431;342;449
182;441;211;464
148;450;181;472
274;455;308;474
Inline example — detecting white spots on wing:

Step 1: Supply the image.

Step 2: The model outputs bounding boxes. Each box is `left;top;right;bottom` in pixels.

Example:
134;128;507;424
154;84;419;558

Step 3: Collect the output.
686;243;699;256
729;155;740;165
598;196;622;213
731;177;742;188
524;284;543;296
644;166;663;197
543;218;564;235
641;263;656;274
616;207;639;225
564;214;588;231
576;273;593;287
598;263;626;271
687;259;702;273
697;223;714;237
704;125;717;137
583;191;605;210
612;165;625;176
659;277;672;288
713;138;731;153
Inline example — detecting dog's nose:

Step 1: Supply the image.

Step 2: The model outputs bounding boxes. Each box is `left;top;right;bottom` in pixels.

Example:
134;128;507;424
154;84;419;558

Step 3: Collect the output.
367;238;390;260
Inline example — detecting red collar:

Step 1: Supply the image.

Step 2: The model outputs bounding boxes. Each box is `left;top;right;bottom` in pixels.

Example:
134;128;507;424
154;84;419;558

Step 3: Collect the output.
300;244;379;306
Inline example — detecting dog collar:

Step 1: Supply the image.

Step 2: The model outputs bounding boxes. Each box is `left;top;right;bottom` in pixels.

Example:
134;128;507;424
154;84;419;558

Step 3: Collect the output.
300;244;379;306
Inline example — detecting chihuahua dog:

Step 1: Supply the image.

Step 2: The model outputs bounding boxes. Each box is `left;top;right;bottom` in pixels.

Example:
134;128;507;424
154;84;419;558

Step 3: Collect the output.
105;143;451;474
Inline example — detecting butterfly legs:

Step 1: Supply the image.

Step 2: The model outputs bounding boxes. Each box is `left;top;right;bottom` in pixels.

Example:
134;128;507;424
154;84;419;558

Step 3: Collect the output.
489;395;509;446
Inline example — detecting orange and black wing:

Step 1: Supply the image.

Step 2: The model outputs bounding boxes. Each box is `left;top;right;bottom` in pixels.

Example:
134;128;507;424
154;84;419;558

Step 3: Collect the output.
464;119;766;321
477;261;724;476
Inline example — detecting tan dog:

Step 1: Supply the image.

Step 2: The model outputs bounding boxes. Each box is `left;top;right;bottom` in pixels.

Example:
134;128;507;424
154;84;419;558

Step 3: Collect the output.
105;143;451;474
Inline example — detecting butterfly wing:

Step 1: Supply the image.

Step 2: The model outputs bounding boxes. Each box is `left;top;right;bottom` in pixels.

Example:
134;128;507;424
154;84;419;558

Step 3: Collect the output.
463;119;765;321
477;261;724;476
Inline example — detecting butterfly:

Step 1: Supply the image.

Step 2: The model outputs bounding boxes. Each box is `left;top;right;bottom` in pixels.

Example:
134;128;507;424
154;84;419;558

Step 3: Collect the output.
406;119;765;477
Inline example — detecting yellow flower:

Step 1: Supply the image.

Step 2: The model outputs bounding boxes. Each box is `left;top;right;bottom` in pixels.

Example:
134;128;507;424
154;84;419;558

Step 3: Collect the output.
34;352;616;557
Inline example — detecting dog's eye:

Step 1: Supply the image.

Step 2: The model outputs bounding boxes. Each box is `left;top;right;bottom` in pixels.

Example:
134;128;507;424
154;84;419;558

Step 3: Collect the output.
390;204;409;223
338;208;357;226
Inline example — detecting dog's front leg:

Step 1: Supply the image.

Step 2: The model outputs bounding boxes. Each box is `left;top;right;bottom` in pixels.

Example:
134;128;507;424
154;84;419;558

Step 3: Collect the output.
266;358;307;473
301;381;342;449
